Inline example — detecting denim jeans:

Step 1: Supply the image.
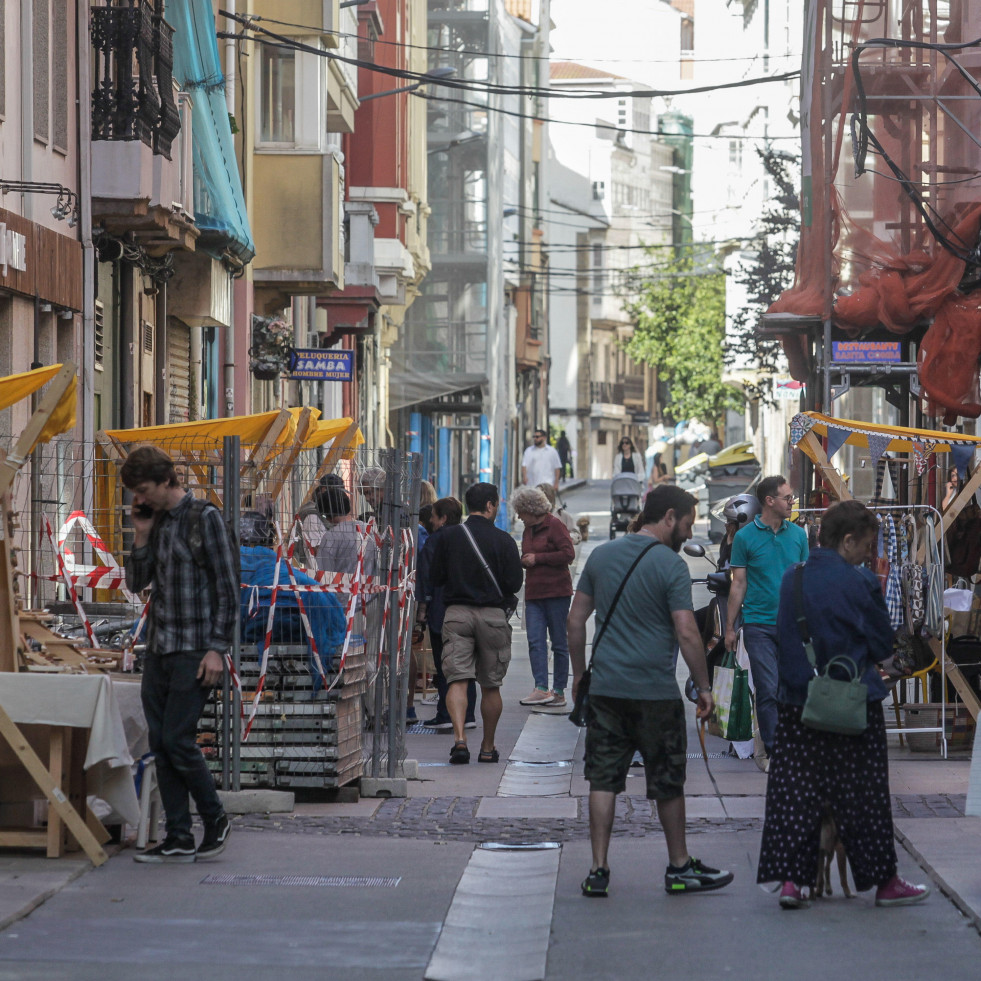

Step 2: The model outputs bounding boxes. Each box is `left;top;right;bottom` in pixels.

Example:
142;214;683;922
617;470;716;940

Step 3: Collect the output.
742;624;779;755
430;631;476;724
525;596;572;692
142;650;224;838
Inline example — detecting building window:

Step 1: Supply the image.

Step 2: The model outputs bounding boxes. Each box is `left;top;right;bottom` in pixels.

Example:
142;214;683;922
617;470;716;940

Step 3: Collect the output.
729;139;743;169
680;16;694;54
94;300;105;370
33;0;48;141
258;41;324;149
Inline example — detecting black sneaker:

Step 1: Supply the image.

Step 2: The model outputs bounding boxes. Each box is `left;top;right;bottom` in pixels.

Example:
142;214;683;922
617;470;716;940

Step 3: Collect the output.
197;813;231;860
664;857;733;893
422;717;454;731
134;834;196;864
581;867;610;897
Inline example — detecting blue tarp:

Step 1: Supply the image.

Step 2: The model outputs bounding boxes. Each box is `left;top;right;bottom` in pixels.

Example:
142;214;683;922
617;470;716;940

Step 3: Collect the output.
169;0;255;263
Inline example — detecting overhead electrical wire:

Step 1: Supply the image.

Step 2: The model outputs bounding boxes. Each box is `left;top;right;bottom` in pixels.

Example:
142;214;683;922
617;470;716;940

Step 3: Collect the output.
235;12;803;67
219;10;800;102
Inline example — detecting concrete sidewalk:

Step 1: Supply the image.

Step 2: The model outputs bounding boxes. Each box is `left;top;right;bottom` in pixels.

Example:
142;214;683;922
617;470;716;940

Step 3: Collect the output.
1;615;979;972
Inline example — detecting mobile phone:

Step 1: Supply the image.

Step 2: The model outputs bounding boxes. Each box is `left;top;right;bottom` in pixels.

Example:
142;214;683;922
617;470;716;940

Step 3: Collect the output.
133;504;154;519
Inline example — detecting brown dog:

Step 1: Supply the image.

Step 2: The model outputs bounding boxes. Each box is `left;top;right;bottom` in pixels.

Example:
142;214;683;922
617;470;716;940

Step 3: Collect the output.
812;811;853;899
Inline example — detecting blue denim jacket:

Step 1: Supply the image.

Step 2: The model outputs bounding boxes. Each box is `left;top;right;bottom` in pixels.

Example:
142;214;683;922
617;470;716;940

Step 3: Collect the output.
776;548;893;705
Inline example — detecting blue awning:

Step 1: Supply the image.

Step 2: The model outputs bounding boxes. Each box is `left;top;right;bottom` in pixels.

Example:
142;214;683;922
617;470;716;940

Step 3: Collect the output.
169;0;254;263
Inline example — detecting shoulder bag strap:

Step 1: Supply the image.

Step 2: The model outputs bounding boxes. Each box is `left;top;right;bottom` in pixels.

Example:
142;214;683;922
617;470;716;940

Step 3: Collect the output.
591;540;660;658
792;563;818;674
461;522;504;600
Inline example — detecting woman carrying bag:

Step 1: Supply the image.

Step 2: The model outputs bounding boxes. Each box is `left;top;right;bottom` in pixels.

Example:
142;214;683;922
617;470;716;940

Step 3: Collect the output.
612;437;643;478
512;486;576;707
757;500;930;910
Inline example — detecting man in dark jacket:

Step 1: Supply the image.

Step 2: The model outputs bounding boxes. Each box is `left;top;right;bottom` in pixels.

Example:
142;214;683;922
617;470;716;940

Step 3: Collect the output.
123;446;238;863
429;482;523;764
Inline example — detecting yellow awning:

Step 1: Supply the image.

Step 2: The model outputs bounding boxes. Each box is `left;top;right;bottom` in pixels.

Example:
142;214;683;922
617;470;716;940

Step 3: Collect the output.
0;364;77;444
798;411;981;463
103;409;362;453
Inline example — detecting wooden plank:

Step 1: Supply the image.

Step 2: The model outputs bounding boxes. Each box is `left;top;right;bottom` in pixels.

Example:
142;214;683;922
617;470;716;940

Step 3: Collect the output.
0;362;76;498
85;804;111;846
299;421;361;509
262;408;314;503
241;409;291;497
799;430;852;502
0;704;107;866
0;830;47;848
46;728;67;857
930;637;981;721
0;540;19;673
934;462;981;543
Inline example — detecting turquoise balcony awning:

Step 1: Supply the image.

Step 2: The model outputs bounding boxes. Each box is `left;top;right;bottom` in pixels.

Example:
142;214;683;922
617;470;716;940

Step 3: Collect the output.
169;0;254;263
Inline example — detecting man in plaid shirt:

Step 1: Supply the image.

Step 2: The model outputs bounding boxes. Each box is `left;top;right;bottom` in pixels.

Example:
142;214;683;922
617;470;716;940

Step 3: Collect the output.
123;446;238;863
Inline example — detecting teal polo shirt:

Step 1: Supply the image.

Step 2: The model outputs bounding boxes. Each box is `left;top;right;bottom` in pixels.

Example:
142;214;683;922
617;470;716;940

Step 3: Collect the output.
730;516;809;625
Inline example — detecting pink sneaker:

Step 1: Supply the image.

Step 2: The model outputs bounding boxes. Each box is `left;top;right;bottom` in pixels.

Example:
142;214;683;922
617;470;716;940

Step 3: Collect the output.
519;689;555;706
875;875;931;907
778;881;808;910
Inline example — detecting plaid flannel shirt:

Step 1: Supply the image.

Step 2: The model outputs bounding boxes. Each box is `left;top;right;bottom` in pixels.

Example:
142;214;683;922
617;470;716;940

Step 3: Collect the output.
125;492;239;654
882;516;905;632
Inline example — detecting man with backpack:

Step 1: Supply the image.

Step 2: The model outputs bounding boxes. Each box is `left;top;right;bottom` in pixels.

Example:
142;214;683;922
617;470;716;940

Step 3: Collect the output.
122;445;239;863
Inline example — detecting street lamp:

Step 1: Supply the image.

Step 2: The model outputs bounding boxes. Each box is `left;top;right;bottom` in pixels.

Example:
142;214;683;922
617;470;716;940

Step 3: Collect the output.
0;180;79;227
360;66;456;102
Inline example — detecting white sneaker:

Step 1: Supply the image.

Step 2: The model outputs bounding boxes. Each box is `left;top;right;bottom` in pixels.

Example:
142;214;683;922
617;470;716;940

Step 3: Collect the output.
520;689;555;706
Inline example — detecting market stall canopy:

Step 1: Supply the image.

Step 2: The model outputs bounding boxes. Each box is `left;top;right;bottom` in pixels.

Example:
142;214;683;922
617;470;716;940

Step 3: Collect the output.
101;409;362;455
793;411;981;461
0;363;76;445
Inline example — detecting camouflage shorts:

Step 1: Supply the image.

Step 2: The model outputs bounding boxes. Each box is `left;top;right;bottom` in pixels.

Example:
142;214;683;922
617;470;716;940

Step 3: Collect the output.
584;695;687;800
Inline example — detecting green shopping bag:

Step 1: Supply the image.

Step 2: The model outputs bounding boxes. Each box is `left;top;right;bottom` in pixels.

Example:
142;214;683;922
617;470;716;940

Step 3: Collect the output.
712;650;752;742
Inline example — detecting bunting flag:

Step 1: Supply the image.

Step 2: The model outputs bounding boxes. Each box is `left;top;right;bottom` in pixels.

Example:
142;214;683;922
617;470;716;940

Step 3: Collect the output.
951;444;975;479
789;413;815;446
866;433;892;470
825;425;851;461
880;462;897;500
912;440;936;476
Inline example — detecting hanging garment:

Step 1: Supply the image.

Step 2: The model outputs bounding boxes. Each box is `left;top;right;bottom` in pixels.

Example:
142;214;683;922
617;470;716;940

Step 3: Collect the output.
883;516;905;632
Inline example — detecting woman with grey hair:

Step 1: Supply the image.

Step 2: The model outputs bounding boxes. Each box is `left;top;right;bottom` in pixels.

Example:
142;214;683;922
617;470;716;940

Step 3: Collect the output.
512;486;576;707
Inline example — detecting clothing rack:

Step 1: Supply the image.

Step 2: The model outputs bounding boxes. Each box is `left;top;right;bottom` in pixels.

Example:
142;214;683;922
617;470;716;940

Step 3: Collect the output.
796;504;953;758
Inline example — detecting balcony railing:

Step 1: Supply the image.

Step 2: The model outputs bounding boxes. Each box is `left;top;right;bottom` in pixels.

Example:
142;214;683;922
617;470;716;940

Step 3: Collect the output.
590;381;624;405
91;0;181;159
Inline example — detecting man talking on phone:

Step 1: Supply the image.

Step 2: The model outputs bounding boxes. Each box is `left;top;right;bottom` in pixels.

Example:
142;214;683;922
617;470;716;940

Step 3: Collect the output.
122;445;239;863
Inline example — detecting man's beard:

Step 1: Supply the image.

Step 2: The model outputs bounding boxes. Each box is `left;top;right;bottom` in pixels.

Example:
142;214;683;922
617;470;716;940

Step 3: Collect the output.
669;526;687;552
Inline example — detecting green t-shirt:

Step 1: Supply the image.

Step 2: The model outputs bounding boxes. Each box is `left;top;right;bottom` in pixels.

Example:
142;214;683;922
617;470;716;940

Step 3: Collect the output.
730;516;809;625
578;534;693;700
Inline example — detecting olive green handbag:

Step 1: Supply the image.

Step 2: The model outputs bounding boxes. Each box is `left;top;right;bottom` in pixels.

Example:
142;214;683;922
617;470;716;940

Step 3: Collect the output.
793;564;868;736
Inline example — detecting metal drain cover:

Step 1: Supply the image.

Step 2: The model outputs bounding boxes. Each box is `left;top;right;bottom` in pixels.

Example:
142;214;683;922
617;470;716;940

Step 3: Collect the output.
200;873;401;888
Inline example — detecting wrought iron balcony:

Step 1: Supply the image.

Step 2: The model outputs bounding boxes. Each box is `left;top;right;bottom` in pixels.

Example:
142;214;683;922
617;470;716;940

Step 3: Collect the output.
91;0;181;159
589;381;625;405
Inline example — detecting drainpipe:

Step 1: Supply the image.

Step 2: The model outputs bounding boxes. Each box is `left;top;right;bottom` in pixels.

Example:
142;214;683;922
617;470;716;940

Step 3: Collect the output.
21;0;33;216
223;5;237;417
78;0;96;472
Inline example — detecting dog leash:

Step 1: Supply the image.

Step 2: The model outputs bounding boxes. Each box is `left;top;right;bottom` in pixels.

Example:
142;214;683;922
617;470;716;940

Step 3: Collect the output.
698;718;731;820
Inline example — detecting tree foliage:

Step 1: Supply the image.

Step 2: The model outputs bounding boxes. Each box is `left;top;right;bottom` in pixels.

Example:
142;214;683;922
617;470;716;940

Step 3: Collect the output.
623;250;742;427
726;148;802;403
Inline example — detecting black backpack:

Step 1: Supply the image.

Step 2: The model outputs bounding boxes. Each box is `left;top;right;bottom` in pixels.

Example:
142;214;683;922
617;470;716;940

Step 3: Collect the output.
945;499;981;579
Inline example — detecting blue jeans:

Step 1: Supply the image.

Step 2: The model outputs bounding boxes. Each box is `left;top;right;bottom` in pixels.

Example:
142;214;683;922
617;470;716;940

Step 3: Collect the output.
525;596;571;692
742;624;779;756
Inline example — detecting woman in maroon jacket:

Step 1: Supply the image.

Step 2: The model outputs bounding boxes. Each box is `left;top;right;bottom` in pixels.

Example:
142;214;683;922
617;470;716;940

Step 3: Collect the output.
512;486;576;707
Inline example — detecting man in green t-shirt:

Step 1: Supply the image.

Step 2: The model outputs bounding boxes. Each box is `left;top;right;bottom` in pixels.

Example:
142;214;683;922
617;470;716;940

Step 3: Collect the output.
568;485;733;899
724;475;809;767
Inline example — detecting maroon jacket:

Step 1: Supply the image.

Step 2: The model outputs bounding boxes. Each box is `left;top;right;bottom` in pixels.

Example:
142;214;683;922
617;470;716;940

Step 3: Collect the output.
521;513;575;600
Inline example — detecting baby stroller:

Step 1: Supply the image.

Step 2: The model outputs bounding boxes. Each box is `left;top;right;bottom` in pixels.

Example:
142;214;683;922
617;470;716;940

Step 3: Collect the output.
609;473;643;538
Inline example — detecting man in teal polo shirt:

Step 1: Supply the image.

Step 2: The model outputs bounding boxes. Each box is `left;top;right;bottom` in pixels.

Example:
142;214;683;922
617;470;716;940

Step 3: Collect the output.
724;475;808;768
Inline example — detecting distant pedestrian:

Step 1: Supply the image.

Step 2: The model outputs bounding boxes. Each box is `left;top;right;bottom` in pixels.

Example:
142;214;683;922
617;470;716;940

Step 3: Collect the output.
429;483;523;764
122;446;236;864
758;500;930;910
612;436;643;479
557;430;573;479
725;474;808;771
512;486;575;708
568;484;733;898
522;428;561;490
416;497;477;732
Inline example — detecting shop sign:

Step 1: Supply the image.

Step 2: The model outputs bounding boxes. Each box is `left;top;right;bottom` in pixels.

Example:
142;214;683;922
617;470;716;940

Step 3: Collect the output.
0;223;27;277
774;379;805;399
631;412;651;424
831;340;902;364
289;348;353;381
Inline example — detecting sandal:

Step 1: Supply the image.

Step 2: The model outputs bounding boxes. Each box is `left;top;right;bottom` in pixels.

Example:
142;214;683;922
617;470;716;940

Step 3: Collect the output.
449;741;470;765
477;748;499;763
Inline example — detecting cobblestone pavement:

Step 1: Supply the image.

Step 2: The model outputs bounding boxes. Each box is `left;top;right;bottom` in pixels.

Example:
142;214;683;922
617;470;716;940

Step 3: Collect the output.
230;793;968;842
